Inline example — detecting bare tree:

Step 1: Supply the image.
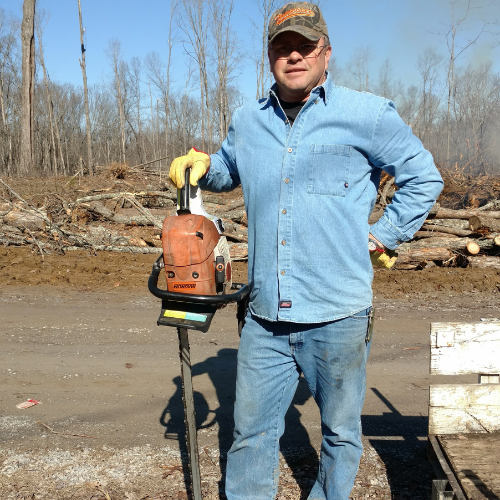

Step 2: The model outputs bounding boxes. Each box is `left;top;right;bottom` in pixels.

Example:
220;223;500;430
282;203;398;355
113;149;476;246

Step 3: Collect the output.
375;59;403;101
36;10;66;175
127;56;144;163
19;0;36;175
106;38;126;163
0;9;19;176
181;0;212;152
398;84;420;128
210;0;239;143
348;46;371;92
164;0;178;164
454;62;500;173
78;0;93;174
252;0;280;100
416;47;443;144
145;51;168;168
442;0;487;163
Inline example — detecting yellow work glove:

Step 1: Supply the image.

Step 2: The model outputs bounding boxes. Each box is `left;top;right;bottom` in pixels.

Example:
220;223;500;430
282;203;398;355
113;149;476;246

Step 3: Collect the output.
169;148;210;188
370;248;397;269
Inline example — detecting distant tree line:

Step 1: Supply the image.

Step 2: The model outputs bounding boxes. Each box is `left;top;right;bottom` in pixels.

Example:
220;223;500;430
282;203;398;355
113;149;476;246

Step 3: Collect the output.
0;0;499;178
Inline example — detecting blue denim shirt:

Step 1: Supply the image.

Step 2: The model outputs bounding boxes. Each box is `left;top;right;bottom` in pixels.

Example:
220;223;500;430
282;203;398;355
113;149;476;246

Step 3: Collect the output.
199;73;443;323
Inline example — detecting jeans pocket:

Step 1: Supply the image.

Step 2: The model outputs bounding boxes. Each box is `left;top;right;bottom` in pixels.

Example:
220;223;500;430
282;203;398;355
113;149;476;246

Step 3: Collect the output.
307;144;352;196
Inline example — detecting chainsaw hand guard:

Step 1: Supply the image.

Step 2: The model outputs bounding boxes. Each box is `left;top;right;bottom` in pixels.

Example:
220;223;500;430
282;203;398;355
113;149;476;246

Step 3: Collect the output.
148;256;249;305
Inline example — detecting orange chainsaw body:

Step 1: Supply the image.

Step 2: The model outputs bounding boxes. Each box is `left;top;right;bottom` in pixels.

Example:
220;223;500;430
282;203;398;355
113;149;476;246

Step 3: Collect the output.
162;213;221;295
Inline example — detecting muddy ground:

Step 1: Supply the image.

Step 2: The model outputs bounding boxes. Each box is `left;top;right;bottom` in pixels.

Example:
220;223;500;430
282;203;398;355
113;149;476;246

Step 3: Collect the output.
1;246;499;500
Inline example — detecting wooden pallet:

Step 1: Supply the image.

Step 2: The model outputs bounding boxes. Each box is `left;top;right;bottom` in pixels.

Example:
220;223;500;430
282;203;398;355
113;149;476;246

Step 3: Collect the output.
428;321;500;500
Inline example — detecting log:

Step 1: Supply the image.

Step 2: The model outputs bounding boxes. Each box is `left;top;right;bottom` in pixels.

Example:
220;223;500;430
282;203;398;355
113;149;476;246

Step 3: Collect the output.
3;209;46;231
413;231;459;239
63;245;163;254
85;201;164;226
478;200;500;211
228;242;249;261
217;198;245;213
469;215;500;232
0;202;12;216
63;242;249;261
428;205;500;220
221;208;247;223
0;223;23;235
466;241;480;255
75;191;176;205
468;256;500;269
495;236;500;247
221;220;248;243
420;224;473;237
396;247;452;263
425;218;469;229
399;237;495;252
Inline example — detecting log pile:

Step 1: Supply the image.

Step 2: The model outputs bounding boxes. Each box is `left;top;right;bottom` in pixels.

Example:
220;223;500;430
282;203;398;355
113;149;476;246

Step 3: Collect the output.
391;204;500;270
1;175;500;270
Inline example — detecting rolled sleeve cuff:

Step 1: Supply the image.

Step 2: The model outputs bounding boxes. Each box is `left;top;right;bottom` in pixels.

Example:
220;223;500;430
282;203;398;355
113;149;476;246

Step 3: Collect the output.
370;216;406;250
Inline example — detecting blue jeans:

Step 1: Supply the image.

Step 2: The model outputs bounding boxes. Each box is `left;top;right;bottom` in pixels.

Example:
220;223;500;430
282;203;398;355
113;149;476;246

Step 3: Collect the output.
225;309;372;500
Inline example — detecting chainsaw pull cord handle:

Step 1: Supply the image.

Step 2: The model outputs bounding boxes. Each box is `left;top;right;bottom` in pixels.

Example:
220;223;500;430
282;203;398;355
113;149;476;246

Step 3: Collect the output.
178;167;191;214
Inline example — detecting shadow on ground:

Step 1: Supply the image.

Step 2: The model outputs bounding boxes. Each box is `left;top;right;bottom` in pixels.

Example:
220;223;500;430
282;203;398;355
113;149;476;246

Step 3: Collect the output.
159;353;433;499
362;388;433;499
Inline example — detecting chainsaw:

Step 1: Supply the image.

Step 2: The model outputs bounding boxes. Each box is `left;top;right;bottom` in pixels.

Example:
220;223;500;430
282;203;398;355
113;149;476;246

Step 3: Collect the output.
148;168;249;500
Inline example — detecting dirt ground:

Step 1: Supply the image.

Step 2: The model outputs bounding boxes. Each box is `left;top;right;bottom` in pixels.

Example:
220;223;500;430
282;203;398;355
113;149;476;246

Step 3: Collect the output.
1;246;500;500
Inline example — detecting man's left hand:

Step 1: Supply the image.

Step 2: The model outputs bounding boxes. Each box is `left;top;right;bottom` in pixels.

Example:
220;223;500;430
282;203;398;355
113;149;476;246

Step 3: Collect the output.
369;234;397;269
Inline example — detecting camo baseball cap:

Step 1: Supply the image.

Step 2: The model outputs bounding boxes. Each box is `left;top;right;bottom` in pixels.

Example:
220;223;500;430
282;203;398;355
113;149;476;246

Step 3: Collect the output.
268;2;328;45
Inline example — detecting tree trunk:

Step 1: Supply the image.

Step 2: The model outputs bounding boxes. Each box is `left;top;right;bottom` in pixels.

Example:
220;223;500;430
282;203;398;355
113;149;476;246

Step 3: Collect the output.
36;18;58;175
78;0;93;175
0;67;12;176
19;0;36;175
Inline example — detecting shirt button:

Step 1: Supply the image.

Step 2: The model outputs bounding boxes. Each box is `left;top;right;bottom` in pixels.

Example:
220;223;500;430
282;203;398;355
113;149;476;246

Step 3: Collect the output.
284;178;290;184
281;240;286;245
280;270;286;276
288;147;292;152
282;209;287;214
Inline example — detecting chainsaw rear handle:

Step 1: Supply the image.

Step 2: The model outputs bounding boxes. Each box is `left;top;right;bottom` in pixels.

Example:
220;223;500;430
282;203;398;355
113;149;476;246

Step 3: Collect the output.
148;256;249;305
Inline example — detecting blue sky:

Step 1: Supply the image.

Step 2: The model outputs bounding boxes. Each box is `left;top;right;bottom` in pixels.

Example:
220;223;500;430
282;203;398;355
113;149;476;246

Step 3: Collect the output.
1;0;499;102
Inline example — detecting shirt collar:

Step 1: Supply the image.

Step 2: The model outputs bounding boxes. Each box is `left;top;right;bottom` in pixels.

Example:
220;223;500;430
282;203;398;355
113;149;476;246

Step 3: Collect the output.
266;71;333;106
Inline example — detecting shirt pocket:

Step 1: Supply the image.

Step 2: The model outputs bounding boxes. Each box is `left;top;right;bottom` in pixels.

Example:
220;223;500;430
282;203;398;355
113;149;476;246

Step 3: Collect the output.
307;144;351;197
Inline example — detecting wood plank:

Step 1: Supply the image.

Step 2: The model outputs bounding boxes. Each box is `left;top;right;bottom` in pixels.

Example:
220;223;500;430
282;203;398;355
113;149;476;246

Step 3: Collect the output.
439;434;500;500
429;385;500;434
430;323;500;375
429;435;468;500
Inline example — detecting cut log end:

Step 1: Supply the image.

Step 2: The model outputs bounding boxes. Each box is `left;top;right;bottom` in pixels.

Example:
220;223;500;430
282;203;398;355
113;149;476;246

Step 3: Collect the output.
466;241;480;255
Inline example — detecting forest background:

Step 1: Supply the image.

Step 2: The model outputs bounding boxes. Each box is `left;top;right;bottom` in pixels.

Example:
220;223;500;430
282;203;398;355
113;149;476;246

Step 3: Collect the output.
0;0;500;179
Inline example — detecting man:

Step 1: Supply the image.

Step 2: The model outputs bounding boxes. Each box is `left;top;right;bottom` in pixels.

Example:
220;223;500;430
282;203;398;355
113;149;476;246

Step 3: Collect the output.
169;3;443;498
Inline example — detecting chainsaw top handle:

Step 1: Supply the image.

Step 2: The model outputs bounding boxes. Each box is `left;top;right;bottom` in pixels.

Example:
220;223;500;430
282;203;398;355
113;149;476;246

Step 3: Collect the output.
148;256;250;305
178;167;191;214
